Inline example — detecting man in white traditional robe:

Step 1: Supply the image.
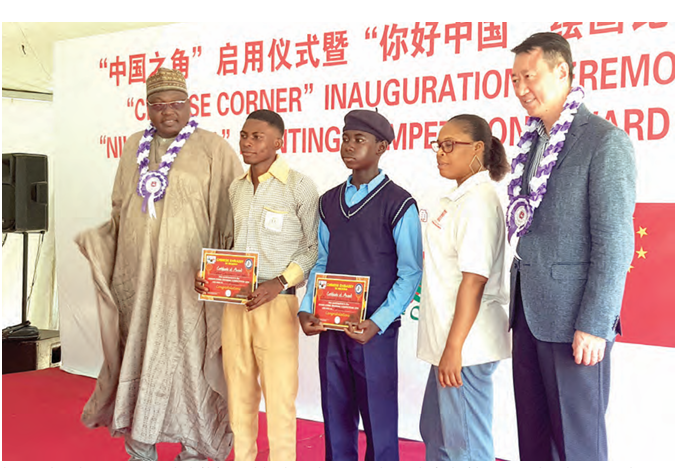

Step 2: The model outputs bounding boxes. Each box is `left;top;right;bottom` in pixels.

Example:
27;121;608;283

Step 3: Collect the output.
77;68;243;461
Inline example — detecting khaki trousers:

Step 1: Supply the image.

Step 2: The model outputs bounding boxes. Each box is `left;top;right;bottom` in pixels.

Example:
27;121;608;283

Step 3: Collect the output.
221;295;299;461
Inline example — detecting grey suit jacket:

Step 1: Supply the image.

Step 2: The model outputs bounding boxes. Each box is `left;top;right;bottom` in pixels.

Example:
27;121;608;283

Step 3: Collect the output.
509;105;637;343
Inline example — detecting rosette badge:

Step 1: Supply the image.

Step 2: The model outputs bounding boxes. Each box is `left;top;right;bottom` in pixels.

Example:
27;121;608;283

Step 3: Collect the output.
138;172;169;218
135;118;199;218
507;196;533;244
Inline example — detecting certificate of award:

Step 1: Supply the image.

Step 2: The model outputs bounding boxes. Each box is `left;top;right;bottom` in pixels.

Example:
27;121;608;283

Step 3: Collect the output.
199;249;258;304
312;273;370;330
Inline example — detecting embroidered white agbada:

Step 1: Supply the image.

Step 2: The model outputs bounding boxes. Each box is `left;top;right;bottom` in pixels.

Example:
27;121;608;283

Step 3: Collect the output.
76;128;244;459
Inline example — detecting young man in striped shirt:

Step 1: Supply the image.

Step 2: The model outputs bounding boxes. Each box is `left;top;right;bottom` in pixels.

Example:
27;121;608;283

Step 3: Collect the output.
196;109;319;461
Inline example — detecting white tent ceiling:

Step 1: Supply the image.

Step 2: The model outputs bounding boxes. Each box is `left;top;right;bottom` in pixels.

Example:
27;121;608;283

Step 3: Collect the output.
2;22;174;95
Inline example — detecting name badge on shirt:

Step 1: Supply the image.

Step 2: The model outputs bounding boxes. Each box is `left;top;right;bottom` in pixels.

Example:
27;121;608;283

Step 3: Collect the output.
432;209;448;229
263;208;285;233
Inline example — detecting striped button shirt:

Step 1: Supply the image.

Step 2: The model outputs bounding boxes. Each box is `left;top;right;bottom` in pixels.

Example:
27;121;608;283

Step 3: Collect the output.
229;155;319;286
522;121;550;194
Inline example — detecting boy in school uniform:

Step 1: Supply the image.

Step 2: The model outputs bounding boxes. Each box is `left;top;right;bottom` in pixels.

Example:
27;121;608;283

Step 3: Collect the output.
195;109;319;461
297;109;423;461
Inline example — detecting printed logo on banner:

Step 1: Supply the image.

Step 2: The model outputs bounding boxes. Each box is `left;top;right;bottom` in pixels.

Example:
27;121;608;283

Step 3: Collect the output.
403;284;422;321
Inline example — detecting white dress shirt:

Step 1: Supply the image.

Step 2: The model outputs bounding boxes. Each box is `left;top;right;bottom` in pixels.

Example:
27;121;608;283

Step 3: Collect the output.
417;171;511;367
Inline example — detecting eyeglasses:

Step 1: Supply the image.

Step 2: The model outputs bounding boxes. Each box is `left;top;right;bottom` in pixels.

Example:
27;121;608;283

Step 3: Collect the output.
147;99;188;112
430;140;473;153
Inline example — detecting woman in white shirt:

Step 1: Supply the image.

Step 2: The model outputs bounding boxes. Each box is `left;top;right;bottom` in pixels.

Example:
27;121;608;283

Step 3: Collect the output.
417;114;511;461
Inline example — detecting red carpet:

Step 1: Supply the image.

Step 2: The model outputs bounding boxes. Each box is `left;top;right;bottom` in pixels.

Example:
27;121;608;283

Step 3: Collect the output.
2;368;426;461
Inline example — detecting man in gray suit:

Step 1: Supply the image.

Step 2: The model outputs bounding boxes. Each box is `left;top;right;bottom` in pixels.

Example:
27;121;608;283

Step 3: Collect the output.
507;32;636;461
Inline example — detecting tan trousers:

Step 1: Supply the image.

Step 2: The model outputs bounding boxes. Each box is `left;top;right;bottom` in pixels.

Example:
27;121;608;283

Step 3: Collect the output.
221;295;299;461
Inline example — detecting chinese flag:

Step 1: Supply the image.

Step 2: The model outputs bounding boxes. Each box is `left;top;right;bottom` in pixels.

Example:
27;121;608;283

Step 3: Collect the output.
618;203;675;348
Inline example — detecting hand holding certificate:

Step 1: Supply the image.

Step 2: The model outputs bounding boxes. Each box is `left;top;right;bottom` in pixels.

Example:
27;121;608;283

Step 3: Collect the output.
198;249;258;304
312;273;370;331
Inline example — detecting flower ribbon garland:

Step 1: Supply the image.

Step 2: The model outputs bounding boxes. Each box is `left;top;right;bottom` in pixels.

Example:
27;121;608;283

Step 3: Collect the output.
136;119;198;218
506;86;585;246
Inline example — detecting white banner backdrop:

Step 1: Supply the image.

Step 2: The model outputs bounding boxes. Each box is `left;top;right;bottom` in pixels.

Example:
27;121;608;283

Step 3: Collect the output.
54;22;675;461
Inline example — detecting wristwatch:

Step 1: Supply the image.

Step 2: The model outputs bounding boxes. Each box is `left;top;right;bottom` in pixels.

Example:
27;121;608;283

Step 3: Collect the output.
276;274;289;289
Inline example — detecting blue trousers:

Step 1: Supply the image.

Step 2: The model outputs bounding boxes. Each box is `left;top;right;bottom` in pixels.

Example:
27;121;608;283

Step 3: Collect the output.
318;326;400;461
512;279;612;461
419;362;499;461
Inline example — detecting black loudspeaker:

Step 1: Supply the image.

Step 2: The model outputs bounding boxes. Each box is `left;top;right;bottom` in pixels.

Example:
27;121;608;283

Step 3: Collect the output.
2;153;48;232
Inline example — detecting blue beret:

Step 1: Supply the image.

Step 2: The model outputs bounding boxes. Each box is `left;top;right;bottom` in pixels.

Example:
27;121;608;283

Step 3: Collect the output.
343;109;395;144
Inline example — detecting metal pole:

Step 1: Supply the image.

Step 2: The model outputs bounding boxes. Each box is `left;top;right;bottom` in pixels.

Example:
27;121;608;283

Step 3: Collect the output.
22;232;28;323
